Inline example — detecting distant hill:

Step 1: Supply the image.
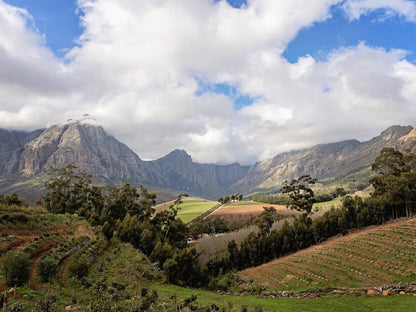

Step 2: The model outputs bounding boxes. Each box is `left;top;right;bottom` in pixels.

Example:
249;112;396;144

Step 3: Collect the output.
230;125;416;194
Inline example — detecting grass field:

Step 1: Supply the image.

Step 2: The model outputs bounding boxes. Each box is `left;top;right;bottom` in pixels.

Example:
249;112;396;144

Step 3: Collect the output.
313;197;343;211
152;283;416;312
177;199;219;223
240;218;416;292
153;197;219;223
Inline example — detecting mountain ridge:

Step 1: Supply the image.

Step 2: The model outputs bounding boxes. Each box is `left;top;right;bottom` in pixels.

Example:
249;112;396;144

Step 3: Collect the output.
0;122;414;203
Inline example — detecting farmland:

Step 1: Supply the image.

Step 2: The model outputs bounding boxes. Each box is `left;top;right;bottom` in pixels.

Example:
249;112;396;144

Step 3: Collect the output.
240;217;416;292
207;202;298;223
154;197;219;223
1;203;416;311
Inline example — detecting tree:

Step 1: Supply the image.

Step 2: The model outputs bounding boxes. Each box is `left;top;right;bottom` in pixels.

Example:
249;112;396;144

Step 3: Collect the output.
1;251;30;286
36;257;58;283
371;147;408;177
370;148;416;219
256;207;278;235
281;175;317;214
44;165;92;214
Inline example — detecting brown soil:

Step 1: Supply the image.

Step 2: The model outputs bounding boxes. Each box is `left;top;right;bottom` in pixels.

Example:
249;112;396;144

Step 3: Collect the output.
0;223;95;291
207;204;298;222
240;218;416;289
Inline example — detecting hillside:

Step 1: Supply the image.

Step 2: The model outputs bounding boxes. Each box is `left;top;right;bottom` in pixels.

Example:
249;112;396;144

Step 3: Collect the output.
240;217;416;292
231;125;416;194
1;205;415;311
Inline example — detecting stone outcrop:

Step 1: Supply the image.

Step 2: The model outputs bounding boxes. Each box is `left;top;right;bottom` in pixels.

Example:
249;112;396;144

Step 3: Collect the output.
0;121;248;200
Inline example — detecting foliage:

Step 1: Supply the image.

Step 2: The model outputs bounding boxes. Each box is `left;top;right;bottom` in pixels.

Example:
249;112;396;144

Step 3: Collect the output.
370;147;416;218
189;217;230;239
1;251;30;286
44;165;92;214
36;296;55;312
281;175;317;214
36;257;58;283
8;302;25;312
67;257;90;279
217;193;243;204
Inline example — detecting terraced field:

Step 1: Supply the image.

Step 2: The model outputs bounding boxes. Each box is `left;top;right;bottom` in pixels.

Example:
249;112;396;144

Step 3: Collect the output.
240;218;416;292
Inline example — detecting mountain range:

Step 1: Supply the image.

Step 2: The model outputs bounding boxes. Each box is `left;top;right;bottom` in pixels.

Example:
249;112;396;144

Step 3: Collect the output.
0;121;415;203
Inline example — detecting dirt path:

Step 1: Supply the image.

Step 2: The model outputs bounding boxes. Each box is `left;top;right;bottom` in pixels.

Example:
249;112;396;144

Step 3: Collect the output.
0;223;95;291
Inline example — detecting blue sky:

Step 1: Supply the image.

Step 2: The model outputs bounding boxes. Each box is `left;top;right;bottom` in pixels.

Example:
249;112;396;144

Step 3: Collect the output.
6;0;416;63
6;0;416;109
1;0;416;164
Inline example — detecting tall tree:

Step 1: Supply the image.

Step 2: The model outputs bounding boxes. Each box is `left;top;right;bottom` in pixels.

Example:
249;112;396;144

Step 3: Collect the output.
281;175;317;215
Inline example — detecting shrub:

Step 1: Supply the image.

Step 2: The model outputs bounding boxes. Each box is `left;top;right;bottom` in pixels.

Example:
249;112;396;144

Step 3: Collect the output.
67;257;89;279
8;302;25;312
36;257;58;283
1;251;30;286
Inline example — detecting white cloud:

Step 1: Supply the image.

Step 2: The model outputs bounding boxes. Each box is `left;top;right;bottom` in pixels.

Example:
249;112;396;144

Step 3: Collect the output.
342;0;416;21
0;0;416;165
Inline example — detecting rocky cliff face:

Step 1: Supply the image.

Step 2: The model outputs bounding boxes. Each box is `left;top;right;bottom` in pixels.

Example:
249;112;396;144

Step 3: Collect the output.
0;122;248;200
3;122;148;181
230;125;416;194
149;150;249;198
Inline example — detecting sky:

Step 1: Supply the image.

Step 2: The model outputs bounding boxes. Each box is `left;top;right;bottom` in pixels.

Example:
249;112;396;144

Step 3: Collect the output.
1;0;416;165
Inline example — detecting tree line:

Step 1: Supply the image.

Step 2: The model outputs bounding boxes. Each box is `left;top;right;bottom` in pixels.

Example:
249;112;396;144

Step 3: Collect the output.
2;147;414;291
206;148;416;275
217;193;243;204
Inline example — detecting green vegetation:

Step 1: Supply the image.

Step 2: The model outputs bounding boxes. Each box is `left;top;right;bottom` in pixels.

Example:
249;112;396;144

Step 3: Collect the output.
313;197;343;210
1;251;30;286
176;199;218;223
1;148;416;310
153;283;416;312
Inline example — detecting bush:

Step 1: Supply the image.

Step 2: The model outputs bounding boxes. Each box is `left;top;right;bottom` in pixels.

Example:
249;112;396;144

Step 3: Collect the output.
1;251;30;286
36;257;58;283
8;302;25;312
67;257;89;279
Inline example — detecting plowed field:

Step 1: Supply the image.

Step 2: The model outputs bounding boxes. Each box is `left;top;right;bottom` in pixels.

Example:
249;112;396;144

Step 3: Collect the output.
207;203;298;222
240;218;416;291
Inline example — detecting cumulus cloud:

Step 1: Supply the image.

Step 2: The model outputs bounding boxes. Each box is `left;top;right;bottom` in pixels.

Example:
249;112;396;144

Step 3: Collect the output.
0;0;416;165
342;0;416;21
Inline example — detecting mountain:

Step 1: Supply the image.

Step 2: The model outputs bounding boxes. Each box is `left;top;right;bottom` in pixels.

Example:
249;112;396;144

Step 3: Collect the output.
0;121;415;203
0;121;249;202
149;149;250;199
230;125;415;194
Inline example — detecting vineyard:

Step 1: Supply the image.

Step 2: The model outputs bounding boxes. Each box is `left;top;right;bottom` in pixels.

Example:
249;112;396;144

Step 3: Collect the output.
240;218;416;292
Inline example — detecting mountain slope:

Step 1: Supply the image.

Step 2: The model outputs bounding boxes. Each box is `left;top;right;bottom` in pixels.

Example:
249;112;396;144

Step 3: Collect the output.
231;125;415;194
0;121;249;201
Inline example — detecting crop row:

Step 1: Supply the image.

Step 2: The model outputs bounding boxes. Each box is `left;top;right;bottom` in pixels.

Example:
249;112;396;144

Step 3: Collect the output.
240;219;416;291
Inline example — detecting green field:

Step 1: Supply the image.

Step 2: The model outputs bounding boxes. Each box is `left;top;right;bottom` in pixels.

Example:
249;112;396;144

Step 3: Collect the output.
177;199;219;223
313;197;343;210
152;283;416;312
